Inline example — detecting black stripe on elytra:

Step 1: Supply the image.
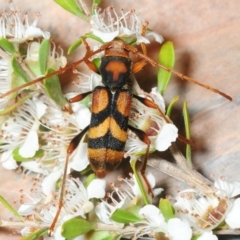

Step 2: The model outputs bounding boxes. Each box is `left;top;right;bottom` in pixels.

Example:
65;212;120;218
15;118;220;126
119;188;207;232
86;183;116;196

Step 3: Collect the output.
88;131;126;151
90;89;130;129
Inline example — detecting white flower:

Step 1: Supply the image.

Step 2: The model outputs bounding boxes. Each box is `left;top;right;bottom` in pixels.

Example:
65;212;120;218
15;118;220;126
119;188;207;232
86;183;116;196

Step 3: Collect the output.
131;171;164;200
139;205;166;227
225;198;240;229
126;88;178;157
19;177;104;239
167;218;192;240
197;231;218;240
90;7;163;44
0;7;50;42
173;189;229;231
0;96;46;164
212;178;240;229
95;196;130;227
138;205;192;240
214;178;240;198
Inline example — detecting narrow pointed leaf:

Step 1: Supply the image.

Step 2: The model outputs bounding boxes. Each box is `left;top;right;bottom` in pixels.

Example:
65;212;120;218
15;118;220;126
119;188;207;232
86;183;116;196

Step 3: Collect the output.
0;94;32;115
61;218;95;238
110;208;141;224
11;57;30;83
12;147;44;162
84;33;104;43
183;101;192;168
68;38;83;54
20;228;48;240
130;159;150;205
44;69;68;107
54;0;88;20
0;196;24;220
0;38;15;54
39;39;50;74
159;198;175;221
166;95;179;117
157;41;175;95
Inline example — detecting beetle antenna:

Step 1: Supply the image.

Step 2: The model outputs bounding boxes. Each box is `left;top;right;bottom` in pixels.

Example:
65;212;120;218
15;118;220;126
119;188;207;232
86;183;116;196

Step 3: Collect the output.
126;44;232;101
0;42;111;99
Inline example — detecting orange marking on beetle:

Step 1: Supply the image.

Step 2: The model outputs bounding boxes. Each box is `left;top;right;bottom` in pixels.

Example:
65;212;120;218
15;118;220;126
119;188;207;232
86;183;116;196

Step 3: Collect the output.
110;117;128;142
105;60;127;81
88;148;124;178
88;117;110;139
88;148;124;162
91;89;109;114
116;92;132;116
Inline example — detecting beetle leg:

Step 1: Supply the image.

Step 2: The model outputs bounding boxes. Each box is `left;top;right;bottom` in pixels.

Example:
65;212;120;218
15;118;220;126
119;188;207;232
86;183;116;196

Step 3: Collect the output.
128;125;153;196
49;125;89;235
132;60;148;73
133;94;193;145
133;94;169;122
132;37;148;74
68;91;92;103
82;38;99;73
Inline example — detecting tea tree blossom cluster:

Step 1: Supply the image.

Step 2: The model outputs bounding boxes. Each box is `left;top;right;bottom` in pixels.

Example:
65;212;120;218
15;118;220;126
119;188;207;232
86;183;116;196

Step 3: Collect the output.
0;2;239;240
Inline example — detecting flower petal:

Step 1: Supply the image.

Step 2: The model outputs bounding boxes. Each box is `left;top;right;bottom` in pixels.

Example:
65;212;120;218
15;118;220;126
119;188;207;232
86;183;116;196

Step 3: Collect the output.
226;198;240;229
21;161;49;175
87;179;106;199
197;231;218;240
19;129;39;158
139;205;165;226
70;143;89;172
167;218;192;240
146;31;164;43
155;123;178;151
91;29;119;42
42;170;62;195
1;150;18;169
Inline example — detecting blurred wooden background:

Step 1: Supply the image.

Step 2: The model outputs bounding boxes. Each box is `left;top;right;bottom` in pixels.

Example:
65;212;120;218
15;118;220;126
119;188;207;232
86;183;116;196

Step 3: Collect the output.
0;1;239;239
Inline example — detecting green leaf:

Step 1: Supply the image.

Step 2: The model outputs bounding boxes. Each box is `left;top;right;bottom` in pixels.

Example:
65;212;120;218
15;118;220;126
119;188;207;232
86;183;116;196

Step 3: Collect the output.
39;39;50;74
20;228;48;240
159;198;175;221
61;217;95;238
0;38;15;54
92;58;101;69
0;94;32;115
44;69;68;107
157;41;175;95
54;0;88;20
68;38;83;54
84;173;96;188
110;208;141;224
166;95;179;117
68;33;104;55
84;33;104;44
12;147;44;162
130;159;150;205
11;56;31;83
183;101;192;168
0;196;24;221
